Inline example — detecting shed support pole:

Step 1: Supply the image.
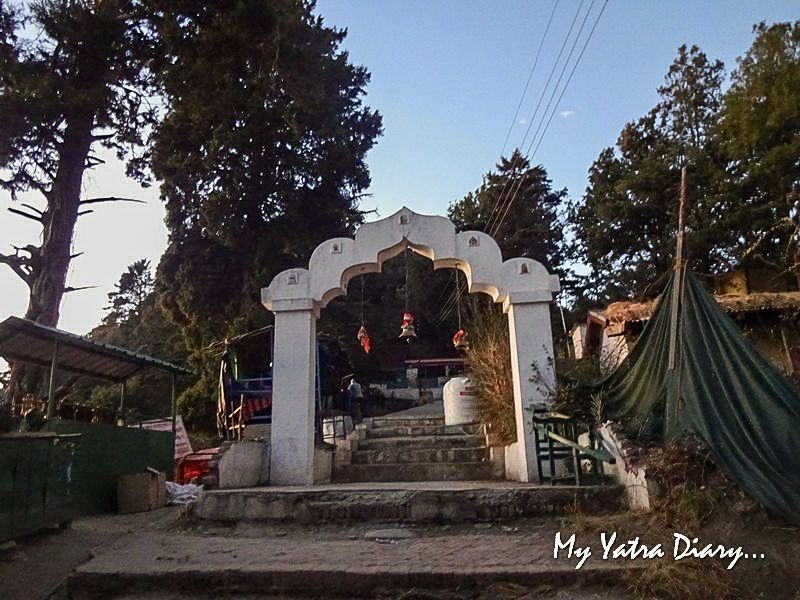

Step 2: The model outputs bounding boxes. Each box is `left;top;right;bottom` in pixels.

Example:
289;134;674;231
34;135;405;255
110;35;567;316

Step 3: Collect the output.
46;341;59;419
119;381;126;413
171;373;177;435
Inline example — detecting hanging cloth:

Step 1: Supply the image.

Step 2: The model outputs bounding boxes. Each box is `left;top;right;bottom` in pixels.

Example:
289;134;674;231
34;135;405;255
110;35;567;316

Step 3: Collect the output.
599;267;800;523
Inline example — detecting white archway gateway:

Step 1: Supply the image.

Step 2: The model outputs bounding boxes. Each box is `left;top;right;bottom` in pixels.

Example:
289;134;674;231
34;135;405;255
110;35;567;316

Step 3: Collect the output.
262;207;560;485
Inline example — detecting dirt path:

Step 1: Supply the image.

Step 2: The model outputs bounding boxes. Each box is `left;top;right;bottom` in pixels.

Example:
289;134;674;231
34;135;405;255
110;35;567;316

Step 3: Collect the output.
0;507;182;600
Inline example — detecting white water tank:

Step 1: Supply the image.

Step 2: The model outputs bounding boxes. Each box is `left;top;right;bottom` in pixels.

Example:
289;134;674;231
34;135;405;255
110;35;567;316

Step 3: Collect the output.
443;376;478;426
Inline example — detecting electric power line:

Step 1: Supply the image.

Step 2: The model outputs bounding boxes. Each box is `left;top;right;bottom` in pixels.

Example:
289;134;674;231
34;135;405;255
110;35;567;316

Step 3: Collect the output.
490;0;609;238
485;0;588;235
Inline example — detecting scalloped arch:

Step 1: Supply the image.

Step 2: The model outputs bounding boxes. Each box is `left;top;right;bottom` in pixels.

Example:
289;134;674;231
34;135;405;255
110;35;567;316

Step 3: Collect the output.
262;207;560;314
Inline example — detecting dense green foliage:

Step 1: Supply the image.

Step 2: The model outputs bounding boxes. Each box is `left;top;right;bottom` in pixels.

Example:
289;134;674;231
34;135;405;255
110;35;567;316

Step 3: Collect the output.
148;0;382;427
448;149;570;281
82;260;182;422
570;23;800;304
3;6;797;437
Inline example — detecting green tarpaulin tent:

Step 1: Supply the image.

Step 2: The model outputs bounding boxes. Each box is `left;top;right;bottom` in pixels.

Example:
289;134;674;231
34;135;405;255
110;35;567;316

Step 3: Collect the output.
601;267;800;522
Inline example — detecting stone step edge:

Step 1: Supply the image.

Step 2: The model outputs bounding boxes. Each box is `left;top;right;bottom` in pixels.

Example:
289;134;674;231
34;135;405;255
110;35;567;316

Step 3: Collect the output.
193;486;625;522
361;433;485;442
335;461;493;473
69;563;634;598
350;448;488;464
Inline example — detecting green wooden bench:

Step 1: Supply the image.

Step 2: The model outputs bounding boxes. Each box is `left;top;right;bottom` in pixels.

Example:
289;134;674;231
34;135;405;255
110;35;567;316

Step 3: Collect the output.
531;409;615;486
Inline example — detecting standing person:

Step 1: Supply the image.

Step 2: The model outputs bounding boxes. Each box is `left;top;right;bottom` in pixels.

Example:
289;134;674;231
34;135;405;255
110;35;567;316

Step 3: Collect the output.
347;378;364;423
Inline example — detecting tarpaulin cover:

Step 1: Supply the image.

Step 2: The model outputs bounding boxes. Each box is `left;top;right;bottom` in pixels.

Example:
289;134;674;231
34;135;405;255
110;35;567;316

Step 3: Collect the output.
601;268;800;522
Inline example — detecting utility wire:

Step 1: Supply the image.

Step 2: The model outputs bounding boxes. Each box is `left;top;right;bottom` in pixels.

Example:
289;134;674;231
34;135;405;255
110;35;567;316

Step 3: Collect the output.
485;0;587;236
491;0;608;238
489;0;593;238
439;0;572;326
484;0;561;232
436;0;608;326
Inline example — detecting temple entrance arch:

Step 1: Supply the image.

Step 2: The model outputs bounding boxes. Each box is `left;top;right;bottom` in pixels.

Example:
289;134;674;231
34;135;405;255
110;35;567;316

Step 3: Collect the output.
262;207;560;485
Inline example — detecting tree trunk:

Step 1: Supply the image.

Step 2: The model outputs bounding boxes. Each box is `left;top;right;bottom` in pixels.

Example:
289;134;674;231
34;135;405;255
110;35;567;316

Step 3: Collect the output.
5;111;95;415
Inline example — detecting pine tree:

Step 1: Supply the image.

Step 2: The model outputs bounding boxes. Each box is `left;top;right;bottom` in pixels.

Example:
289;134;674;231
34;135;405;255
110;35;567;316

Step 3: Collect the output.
570;45;730;303
448;149;570;278
148;1;382;428
0;0;159;407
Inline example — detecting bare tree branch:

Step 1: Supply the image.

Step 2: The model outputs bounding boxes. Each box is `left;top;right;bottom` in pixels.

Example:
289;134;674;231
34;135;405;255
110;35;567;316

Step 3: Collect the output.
739;217;795;266
20;203;44;216
85;155;106;168
63;285;98;293
77;209;94;217
79;196;145;205
91;132;115;141
0;252;33;285
7;207;43;222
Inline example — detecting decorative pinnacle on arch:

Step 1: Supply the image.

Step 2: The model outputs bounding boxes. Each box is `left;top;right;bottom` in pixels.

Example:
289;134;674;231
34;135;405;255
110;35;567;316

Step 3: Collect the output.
262;207;560;314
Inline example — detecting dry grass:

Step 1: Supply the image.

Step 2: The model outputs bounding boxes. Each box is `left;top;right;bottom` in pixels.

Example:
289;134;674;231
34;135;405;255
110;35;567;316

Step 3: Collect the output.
644;439;739;530
464;301;515;445
628;559;736;600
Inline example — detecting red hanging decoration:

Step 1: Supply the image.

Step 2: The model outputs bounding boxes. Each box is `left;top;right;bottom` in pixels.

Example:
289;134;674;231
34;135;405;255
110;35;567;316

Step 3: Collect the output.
399;311;417;342
453;328;469;350
357;325;371;354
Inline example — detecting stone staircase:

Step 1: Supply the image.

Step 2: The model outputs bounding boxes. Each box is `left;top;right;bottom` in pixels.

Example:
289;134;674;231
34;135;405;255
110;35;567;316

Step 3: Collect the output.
333;414;502;483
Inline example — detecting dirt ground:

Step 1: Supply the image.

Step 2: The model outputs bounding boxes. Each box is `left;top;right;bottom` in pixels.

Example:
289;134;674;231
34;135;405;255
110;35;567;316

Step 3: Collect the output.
0;507;181;600
2;504;798;600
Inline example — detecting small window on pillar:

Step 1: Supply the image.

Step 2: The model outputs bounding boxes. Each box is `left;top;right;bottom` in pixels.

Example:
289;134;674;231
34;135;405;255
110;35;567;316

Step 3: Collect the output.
468;236;479;247
331;242;342;254
519;264;529;275
287;273;298;285
399;215;409;225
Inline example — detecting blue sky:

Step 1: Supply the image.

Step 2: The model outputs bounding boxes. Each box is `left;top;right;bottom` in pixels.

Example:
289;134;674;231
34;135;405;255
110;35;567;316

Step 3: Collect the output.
0;1;797;335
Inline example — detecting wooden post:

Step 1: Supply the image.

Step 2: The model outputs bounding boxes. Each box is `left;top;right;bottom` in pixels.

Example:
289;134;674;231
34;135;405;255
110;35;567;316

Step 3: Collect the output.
668;166;689;370
676;165;688;268
45;341;59;419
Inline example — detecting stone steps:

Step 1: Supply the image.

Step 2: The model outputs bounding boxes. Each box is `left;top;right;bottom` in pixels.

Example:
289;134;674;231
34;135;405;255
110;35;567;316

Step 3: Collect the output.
365;424;472;438
193;483;625;523
334;412;492;484
357;434;484;450
351;446;488;465
334;460;496;483
369;417;446;428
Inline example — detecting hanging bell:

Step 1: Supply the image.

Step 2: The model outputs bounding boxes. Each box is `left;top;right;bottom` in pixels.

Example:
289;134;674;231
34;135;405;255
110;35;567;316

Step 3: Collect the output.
399;311;417;342
357;325;371;354
453;328;469;350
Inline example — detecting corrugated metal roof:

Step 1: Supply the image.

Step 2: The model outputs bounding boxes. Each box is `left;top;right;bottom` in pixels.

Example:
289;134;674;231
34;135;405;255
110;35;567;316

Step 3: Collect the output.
0;316;192;382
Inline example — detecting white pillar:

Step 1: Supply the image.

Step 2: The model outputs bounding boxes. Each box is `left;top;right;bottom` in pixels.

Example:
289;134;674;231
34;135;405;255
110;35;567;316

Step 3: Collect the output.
269;305;317;485
505;300;555;483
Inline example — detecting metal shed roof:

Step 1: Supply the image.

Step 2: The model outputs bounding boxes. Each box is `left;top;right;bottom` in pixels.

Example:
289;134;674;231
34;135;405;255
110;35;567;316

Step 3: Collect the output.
0;316;192;382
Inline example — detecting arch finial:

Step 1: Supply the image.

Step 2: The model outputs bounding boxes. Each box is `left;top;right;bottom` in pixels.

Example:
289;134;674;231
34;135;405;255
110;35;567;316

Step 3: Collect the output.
262;207;559;312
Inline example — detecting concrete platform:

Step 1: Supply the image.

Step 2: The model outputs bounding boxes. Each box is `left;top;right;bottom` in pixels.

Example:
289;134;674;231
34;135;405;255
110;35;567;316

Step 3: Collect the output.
68;526;634;598
193;481;624;523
